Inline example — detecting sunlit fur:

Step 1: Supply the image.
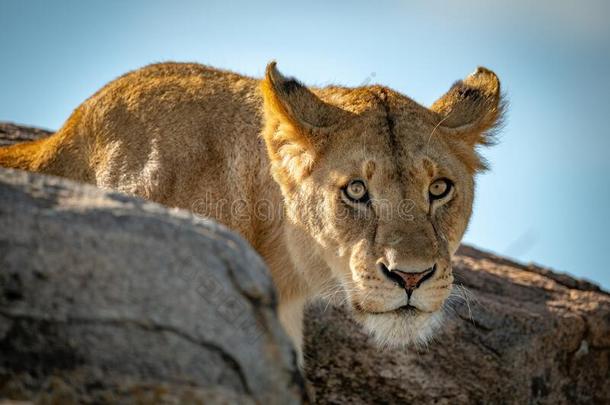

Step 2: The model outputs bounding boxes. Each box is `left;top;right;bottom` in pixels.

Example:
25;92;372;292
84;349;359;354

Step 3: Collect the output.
357;308;445;349
0;62;504;363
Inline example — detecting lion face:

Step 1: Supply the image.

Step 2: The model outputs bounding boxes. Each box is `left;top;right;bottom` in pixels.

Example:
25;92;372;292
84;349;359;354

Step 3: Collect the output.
262;63;503;347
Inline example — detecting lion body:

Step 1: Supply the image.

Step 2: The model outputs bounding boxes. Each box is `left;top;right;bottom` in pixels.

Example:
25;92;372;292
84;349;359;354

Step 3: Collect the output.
0;62;503;362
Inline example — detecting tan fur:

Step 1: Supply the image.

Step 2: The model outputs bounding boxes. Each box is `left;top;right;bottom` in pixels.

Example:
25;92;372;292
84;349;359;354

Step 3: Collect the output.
0;62;504;362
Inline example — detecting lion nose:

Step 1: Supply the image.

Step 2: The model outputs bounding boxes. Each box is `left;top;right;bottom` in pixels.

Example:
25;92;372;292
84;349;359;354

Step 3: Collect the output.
379;263;436;297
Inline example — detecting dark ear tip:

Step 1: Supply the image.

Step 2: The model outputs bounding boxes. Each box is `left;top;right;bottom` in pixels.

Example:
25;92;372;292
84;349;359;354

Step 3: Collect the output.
265;62;304;96
471;66;497;79
266;60;277;73
265;60;279;83
473;66;493;75
467;66;500;95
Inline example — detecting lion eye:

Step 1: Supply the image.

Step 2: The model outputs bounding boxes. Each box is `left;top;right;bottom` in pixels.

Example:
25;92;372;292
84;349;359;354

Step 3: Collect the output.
429;178;453;200
343;180;369;203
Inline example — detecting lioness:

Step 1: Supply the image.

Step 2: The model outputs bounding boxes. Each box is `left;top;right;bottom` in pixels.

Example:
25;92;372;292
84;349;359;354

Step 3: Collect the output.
0;62;504;363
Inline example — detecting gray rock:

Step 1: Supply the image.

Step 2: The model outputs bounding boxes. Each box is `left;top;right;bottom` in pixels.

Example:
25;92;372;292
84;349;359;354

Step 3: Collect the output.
0;122;52;146
0;168;306;404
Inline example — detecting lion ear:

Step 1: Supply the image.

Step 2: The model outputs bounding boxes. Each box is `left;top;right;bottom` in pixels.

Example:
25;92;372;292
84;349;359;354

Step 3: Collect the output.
431;67;505;146
261;62;345;187
262;61;342;133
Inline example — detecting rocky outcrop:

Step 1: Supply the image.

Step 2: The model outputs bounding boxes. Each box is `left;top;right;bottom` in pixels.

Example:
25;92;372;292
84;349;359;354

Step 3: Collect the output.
0;168;305;404
1;123;609;404
0;122;52;146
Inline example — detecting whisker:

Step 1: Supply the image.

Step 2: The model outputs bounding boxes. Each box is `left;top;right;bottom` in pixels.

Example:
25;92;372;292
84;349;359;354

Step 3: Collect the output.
426;110;455;151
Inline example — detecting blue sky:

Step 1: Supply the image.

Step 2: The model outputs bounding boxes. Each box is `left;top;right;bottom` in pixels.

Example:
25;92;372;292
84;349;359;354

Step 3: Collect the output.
1;0;609;289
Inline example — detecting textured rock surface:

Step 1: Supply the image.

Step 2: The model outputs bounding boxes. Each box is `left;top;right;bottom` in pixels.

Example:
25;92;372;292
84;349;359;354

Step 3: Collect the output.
0;122;52;146
0;168;305;404
1;123;609;404
304;245;610;404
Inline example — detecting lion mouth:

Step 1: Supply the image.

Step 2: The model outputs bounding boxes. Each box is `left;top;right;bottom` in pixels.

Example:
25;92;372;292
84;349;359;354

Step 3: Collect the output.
355;303;425;316
395;304;421;314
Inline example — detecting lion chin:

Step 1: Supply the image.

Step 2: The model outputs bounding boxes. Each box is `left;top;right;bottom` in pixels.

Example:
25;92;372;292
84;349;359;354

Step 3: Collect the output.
353;307;444;349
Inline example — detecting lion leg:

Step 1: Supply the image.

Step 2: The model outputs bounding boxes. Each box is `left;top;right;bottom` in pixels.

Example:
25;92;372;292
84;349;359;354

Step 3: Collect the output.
278;296;306;368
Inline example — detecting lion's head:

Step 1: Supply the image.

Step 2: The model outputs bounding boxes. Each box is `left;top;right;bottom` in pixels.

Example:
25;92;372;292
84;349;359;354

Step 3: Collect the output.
261;62;504;347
